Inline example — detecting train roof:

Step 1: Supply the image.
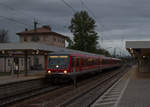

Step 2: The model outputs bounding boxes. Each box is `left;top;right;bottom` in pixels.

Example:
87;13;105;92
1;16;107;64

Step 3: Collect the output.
111;58;121;60
48;50;122;61
49;52;121;61
49;49;105;57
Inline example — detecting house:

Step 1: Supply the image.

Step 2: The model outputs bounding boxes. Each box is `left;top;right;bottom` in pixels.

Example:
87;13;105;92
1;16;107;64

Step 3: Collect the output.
17;25;67;48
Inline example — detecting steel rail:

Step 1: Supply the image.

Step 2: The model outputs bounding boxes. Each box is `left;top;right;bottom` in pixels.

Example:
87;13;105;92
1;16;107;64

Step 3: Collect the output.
0;78;62;106
60;66;129;107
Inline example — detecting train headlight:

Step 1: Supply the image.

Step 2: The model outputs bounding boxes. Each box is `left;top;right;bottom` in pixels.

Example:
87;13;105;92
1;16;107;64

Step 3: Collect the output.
64;70;67;74
48;70;51;74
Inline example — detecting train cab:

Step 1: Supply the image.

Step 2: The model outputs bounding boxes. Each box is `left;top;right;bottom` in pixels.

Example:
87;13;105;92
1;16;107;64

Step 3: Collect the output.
46;53;71;77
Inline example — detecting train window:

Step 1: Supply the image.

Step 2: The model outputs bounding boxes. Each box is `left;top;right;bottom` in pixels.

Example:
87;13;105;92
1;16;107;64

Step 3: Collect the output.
85;58;88;66
81;58;84;66
97;59;99;65
99;58;102;64
48;55;69;69
94;59;96;65
91;59;93;65
82;58;85;66
82;57;87;67
88;57;92;66
76;57;79;67
71;57;75;67
102;59;104;64
102;59;108;65
82;58;87;67
82;58;84;66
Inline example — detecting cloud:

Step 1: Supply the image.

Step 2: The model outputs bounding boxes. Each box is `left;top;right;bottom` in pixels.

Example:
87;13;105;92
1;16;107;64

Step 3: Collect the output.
0;0;150;54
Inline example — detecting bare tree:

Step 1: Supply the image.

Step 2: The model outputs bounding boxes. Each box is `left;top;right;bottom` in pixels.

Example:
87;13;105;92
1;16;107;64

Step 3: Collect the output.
0;29;8;43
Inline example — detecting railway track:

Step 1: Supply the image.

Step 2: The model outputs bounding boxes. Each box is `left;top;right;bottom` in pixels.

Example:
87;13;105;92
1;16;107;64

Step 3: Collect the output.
60;67;129;107
0;78;61;106
12;65;130;107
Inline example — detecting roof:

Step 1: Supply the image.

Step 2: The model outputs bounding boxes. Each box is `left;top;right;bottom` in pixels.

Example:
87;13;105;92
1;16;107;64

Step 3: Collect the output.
126;41;150;57
0;42;61;52
16;25;67;39
0;42;105;57
126;41;150;49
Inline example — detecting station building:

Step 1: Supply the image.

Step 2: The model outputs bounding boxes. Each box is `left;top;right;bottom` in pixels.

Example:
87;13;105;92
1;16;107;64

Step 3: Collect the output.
0;25;67;72
17;25;66;48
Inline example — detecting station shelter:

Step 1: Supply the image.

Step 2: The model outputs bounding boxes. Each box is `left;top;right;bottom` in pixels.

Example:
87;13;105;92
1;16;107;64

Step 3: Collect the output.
0;42;65;76
126;41;150;72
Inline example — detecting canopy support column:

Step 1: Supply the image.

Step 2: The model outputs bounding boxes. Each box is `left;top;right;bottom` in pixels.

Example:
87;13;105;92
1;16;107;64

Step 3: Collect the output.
24;51;28;76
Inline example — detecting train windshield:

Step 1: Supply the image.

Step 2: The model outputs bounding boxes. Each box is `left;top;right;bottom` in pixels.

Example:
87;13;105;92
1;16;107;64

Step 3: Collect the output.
48;55;69;69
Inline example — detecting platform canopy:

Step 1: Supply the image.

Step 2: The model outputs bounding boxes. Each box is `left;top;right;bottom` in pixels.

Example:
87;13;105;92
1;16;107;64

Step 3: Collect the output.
0;42;104;57
0;42;61;54
126;41;150;57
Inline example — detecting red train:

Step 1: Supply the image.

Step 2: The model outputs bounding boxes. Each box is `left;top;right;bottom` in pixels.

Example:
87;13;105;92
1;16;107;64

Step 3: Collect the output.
45;51;121;80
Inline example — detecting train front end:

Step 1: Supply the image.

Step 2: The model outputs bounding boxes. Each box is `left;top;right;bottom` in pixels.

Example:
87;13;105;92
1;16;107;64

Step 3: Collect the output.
45;54;71;79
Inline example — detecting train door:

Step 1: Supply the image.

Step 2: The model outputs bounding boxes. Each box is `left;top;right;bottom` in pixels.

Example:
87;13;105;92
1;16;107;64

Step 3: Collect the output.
71;56;80;72
71;56;76;72
76;57;80;72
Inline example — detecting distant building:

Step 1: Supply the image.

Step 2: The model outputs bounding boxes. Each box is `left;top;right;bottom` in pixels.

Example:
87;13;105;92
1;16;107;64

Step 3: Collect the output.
17;25;67;48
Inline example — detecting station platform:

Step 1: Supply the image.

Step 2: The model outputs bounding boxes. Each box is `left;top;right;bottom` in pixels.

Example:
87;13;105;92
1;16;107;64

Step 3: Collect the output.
91;65;150;107
117;65;150;107
0;71;45;85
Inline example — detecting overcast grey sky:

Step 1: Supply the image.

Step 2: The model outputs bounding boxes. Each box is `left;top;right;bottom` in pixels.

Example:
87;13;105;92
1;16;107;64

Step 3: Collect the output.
1;0;150;55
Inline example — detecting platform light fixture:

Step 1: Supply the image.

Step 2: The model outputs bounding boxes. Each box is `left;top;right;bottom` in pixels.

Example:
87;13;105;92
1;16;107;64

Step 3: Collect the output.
2;50;5;54
32;51;35;54
129;48;134;54
132;54;135;57
44;52;48;55
131;50;134;54
36;50;39;54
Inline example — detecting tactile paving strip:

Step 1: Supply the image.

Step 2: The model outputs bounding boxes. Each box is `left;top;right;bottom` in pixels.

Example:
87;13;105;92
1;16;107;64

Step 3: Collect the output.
91;72;130;107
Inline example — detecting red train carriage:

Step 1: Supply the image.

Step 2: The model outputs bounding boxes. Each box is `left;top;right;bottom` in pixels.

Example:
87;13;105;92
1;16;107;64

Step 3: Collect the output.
101;57;121;69
45;52;121;79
